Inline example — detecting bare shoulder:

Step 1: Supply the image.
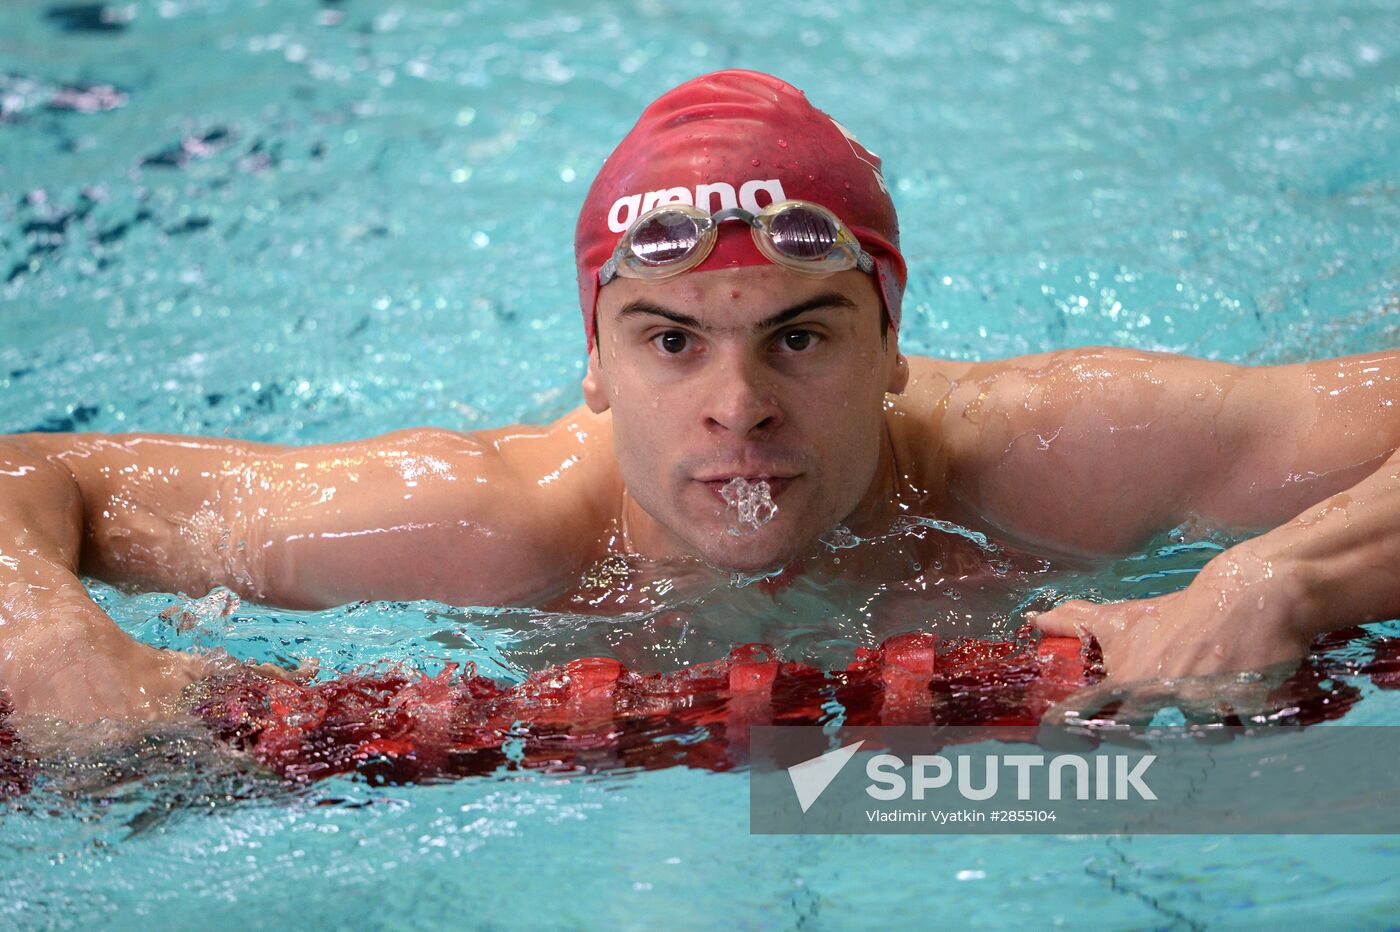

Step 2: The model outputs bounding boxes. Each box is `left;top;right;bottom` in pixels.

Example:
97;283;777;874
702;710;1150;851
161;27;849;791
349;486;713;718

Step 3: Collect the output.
895;346;1243;554
332;406;621;538
245;407;621;608
889;353;1009;485
902;346;1233;461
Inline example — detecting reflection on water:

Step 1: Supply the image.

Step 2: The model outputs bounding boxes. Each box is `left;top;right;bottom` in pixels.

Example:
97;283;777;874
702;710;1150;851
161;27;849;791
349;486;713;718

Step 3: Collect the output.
0;721;296;845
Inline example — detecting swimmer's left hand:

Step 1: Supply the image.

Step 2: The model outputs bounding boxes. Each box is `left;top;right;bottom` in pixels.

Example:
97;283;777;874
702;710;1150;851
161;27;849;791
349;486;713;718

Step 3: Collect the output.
247;658;319;685
1030;547;1316;719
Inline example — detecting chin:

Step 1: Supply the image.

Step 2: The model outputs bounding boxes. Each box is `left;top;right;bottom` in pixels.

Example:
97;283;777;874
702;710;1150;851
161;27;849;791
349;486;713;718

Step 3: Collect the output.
690;526;802;574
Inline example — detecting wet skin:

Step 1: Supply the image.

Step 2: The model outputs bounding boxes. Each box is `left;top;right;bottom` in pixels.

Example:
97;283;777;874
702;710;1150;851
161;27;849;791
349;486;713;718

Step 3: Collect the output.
4;264;1400;721
583;265;914;575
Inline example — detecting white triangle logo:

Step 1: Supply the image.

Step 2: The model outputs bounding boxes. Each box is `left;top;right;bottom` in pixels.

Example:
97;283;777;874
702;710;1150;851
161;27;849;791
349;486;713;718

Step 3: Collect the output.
787;740;866;813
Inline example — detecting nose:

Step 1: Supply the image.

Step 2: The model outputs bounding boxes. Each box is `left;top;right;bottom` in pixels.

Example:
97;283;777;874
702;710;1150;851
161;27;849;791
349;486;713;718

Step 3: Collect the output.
700;350;784;438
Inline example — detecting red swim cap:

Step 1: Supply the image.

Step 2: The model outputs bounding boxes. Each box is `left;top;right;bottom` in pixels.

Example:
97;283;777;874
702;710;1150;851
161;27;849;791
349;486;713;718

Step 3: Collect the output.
575;70;906;351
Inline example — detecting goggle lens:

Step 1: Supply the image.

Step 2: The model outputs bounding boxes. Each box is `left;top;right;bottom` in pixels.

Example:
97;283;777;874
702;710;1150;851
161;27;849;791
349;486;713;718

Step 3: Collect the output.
598;199;872;286
766;206;841;260
631;212;702;264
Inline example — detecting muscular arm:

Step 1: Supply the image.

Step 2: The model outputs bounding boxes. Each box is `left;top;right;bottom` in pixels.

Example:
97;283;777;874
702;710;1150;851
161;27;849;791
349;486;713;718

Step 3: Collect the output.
0;439;209;721
929;345;1400;686
1;411;612;722
939;346;1400;555
16;414;613;610
1031;441;1400;691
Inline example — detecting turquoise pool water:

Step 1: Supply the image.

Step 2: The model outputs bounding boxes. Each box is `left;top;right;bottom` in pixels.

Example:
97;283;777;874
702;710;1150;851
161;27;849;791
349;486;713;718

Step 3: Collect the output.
3;0;1400;926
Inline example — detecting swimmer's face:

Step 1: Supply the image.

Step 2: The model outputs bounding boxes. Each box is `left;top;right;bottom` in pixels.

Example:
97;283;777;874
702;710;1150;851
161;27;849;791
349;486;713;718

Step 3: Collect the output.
584;264;908;572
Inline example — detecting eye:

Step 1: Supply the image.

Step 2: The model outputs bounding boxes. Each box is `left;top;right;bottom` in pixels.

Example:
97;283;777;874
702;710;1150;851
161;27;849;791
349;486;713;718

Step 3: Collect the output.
651;330;690;355
779;329;819;352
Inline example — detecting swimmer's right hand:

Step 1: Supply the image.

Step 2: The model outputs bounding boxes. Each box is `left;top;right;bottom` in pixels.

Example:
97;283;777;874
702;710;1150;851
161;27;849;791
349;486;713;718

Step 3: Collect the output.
0;438;312;728
6;629;214;725
5;628;312;726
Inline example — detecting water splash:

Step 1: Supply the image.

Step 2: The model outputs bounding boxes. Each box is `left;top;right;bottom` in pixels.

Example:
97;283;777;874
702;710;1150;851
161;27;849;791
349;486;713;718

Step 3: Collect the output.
820;525;861;550
728;565;787;589
821;516;1005;556
720;477;777;535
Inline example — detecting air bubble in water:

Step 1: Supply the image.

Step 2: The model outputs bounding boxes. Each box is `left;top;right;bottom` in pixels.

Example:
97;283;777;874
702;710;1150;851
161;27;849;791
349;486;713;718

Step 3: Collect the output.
721;477;777;535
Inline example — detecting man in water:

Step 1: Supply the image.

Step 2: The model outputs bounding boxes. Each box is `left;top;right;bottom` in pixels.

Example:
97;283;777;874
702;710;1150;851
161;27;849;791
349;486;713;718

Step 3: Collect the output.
2;71;1398;723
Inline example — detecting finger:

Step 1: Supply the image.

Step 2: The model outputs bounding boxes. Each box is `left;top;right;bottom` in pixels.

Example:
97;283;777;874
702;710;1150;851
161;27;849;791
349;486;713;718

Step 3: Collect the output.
1172;664;1301;720
165;649;219;683
289;657;320;683
1042;674;1192;727
1041;679;1128;727
1031;601;1097;639
245;656;321;685
1047;669;1294;728
248;662;302;684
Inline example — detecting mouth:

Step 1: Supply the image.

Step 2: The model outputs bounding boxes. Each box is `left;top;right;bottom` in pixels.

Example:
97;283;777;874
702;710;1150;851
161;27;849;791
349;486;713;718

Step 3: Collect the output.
698;475;796;503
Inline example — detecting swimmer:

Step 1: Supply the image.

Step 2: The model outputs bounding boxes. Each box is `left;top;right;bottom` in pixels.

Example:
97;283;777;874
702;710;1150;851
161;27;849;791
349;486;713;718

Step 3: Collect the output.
2;70;1398;724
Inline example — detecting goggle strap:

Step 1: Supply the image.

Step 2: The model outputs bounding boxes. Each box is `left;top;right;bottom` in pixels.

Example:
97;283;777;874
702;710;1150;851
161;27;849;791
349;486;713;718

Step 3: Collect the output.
599;255;620;286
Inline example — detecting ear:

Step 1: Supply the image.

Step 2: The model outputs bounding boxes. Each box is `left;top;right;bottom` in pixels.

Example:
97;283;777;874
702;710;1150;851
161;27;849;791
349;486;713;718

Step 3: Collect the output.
582;349;611;413
886;350;910;395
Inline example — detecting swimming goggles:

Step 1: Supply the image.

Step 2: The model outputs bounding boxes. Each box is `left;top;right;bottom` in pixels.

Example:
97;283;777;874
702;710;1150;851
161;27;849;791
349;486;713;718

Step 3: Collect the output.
597;199;877;285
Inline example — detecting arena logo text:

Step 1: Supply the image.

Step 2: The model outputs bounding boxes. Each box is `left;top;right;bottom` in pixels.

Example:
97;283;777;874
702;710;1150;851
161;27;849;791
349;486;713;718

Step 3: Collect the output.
606;178;788;232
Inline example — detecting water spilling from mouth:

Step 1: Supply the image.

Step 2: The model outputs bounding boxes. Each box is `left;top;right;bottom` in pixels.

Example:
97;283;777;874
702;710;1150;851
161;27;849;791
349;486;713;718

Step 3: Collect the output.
720;477;778;535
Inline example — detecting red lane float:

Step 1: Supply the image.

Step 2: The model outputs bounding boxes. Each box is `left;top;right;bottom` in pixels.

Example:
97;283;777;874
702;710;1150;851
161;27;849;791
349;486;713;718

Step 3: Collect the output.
193;633;1098;785
194;628;1379;787
0;695;28;799
0;628;1384;797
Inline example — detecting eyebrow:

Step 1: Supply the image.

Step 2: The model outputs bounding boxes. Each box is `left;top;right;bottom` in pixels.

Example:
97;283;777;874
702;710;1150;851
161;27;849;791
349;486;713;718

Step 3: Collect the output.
615;290;858;334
